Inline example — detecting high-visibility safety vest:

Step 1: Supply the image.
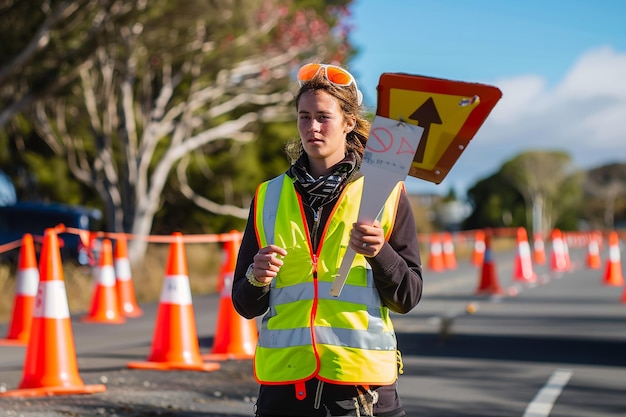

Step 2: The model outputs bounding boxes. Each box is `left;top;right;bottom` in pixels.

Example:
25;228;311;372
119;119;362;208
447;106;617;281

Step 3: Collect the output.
253;173;404;387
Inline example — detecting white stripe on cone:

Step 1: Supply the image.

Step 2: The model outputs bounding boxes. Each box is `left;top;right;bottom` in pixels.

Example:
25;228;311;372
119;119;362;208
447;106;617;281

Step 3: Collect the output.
33;281;70;319
609;245;621;262
98;265;116;287
114;259;132;282
159;275;192;305
15;268;39;296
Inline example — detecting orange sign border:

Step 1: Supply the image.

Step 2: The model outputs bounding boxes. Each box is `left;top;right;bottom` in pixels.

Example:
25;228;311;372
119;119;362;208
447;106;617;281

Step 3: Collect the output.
376;73;502;184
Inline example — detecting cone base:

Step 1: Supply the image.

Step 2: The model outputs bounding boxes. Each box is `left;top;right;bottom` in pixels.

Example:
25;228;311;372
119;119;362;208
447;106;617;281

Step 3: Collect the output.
121;306;143;318
602;272;625;286
81;315;126;324
514;274;537;284
603;280;625;287
475;288;505;295
0;384;106;398
202;352;254;361
127;360;220;372
0;338;28;346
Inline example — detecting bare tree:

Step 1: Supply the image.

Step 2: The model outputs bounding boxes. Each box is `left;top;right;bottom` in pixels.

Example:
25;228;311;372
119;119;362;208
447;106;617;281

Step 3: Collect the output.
501;150;584;235
584;163;626;229
27;0;352;263
0;0;140;129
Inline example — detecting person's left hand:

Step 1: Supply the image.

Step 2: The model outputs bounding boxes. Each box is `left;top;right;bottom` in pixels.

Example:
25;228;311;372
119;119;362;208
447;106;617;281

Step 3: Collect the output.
349;220;384;257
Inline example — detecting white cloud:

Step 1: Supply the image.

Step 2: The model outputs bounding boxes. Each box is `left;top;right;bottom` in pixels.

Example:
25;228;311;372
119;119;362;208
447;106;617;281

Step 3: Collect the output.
488;75;547;125
557;46;626;99
408;46;626;196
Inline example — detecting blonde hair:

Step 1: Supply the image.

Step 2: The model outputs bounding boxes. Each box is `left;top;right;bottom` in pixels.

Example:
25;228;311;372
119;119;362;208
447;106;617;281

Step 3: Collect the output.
285;71;370;164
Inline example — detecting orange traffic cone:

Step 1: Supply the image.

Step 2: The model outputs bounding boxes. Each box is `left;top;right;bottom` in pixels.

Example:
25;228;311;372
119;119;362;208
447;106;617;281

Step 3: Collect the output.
533;232;546;265
128;232;220;372
427;233;445;272
204;231;257;361
82;239;125;324
441;232;457;270
114;235;143;317
563;232;572;271
513;227;536;283
602;231;624;286
550;229;568;272
586;232;602;270
475;231;504;295
0;234;39;346
471;230;486;267
0;229;106;397
216;232;237;294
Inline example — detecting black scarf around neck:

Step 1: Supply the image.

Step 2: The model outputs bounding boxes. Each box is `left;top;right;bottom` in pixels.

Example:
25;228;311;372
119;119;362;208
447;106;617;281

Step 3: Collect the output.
288;152;359;209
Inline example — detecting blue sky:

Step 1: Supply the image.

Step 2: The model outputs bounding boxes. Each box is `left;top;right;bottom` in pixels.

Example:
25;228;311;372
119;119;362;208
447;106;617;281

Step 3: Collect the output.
347;0;626;196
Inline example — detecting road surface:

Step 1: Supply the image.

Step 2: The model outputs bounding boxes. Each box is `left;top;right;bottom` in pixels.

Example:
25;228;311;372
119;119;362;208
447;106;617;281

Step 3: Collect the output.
0;245;625;416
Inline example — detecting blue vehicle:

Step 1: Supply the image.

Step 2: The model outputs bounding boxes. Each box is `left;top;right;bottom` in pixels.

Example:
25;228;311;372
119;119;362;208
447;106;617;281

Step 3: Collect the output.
0;201;102;265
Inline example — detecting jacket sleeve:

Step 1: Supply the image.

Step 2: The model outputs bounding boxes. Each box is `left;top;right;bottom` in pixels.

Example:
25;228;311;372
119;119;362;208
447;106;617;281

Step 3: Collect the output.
368;189;423;314
231;197;271;319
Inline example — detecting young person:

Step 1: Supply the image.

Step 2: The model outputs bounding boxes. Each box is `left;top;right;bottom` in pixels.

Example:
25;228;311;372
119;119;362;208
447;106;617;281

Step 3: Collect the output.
232;62;423;417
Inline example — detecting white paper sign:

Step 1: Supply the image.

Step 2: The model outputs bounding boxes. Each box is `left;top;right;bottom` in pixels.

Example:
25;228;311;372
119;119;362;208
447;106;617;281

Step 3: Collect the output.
329;116;424;297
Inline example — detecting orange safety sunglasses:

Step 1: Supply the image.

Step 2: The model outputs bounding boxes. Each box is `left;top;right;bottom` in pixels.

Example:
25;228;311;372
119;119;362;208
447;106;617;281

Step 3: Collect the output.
297;63;364;105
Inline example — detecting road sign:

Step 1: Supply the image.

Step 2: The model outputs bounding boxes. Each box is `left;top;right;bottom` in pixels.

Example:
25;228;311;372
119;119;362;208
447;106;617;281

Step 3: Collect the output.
377;73;502;184
330;116;423;297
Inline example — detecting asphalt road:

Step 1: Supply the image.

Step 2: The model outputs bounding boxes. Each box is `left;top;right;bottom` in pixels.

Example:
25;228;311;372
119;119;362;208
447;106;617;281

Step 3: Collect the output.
0;245;625;416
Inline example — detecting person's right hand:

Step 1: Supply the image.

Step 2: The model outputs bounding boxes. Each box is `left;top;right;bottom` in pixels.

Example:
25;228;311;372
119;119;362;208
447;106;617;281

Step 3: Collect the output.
252;244;288;285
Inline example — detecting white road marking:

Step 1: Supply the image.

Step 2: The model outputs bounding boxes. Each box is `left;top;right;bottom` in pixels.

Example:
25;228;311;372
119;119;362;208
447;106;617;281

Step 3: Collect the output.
523;369;573;417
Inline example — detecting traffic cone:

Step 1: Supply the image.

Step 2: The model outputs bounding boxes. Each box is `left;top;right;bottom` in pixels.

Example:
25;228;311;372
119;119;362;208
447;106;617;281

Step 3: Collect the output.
550;229;568;272
216;233;236;294
427;233;445;272
204;231;257;361
586;232;602;270
441;232;457;270
127;232;220;372
602;231;624;286
475;231;504;295
81;239;126;324
513;227;536;283
114;235;143;317
471;230;486;267
533;232;546;265
0;234;39;346
563;232;572;271
0;229;106;397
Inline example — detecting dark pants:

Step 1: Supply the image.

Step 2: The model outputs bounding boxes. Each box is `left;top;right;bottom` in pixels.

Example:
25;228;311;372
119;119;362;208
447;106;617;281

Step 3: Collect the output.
255;378;405;417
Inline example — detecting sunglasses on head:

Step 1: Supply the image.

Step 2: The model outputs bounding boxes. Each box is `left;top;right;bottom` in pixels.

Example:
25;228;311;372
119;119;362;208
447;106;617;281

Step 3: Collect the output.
297;63;364;105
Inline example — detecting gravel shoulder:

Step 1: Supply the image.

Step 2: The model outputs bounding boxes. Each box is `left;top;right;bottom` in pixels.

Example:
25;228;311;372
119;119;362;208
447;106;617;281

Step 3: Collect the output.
0;360;259;417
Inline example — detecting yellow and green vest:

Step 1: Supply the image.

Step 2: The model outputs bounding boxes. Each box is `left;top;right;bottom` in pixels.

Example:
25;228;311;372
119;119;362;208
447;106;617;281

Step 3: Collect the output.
253;173;403;386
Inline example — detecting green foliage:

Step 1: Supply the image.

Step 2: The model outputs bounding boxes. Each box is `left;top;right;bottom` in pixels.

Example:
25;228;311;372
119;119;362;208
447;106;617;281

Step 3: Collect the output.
463;174;526;229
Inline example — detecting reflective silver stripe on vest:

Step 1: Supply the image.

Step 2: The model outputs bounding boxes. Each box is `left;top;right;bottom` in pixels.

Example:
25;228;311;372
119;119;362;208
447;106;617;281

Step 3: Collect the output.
268;278;380;308
259;326;313;347
262;174;285;245
258;323;396;350
315;326;396;350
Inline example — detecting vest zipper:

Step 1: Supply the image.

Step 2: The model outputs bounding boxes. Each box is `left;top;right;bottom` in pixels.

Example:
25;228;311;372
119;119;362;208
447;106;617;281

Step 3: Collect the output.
312;254;318;280
311;206;323;252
